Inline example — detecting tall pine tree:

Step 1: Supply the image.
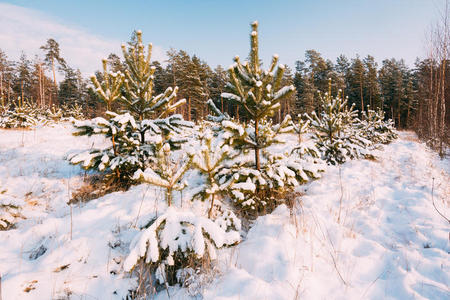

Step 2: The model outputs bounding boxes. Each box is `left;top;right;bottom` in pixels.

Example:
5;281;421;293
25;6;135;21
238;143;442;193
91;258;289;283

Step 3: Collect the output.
222;21;295;171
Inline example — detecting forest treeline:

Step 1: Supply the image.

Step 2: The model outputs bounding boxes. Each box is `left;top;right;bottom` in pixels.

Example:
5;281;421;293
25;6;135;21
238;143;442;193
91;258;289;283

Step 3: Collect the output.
0;31;448;154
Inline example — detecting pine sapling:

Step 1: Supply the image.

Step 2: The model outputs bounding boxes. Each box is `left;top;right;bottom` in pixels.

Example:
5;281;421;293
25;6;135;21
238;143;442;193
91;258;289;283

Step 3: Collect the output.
133;143;191;206
89;59;124;178
70;30;193;184
191;126;231;218
221;21;296;172
120;31;186;123
90;59;124;112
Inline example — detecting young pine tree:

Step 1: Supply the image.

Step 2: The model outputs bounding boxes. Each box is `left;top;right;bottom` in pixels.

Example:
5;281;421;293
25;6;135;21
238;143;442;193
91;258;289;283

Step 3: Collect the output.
221;21;296;171
307;80;369;165
191;125;231;218
90;59;124;111
213;22;323;211
133;142;191;206
70;31;193;184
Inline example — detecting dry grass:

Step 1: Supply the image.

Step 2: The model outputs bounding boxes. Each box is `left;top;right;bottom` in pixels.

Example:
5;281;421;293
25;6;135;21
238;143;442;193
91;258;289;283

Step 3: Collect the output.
53;264;70;273
364;154;378;161
0;203;23;231
23;280;38;293
0;127;33;131
126;250;219;299
69;174;127;204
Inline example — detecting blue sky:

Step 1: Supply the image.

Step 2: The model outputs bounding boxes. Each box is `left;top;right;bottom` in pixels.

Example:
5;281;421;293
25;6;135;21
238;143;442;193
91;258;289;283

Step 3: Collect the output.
0;0;441;75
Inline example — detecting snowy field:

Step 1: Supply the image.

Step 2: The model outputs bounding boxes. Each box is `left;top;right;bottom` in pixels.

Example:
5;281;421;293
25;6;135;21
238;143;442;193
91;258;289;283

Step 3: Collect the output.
0;124;448;299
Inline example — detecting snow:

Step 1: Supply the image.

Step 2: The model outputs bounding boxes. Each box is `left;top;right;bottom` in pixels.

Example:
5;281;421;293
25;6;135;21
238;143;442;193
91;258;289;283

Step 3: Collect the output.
221;92;241;102
123;207;241;278
201;132;450;300
232;177;256;192
0;125;448;299
274;85;295;100
134;168;169;187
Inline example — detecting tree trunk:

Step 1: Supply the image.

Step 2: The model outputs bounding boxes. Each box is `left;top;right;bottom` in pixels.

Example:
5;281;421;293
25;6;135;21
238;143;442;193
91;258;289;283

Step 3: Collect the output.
51;56;56;107
286;98;290;116
360;73;364;112
38;64;42;107
111;134;120;180
187;97;191;121
430;59;434;140
42;72;46;107
167;189;172;207
255;118;260;171
21;81;24;105
208;193;215;218
7;80;10;103
0;72;3;106
407;96;412;128
278;106;281;123
439;59;446;156
391;106;394;124
397;88;402;128
438;0;448;155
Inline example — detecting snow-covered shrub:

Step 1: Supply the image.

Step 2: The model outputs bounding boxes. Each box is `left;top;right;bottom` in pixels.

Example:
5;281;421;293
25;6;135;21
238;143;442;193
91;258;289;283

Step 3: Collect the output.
190;125;231;217
71;113;193;182
207;23;325;212
0;203;22;230
0;99;42;128
61;103;85;120
46;105;63;121
307;85;398;165
0;98;84;129
70;112;149;182
208;102;324;211
133;142;192;206
69;31;193;184
47;103;85;121
358;108;398;145
306;87;371;165
123;207;240;287
218;147;324;211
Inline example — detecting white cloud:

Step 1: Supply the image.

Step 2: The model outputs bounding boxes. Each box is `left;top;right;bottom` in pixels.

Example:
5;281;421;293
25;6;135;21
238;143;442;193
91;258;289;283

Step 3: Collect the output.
0;3;166;80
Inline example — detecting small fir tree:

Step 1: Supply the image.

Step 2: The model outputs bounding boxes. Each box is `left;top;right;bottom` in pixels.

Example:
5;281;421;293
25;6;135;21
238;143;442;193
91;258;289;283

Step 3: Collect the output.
211;22;324;211
133;142;191;206
120;31;188;146
70;31;193;183
358;107;398;145
90;59;124;111
191;125;231;218
221;21;295;171
307;80;370;165
123;207;240;287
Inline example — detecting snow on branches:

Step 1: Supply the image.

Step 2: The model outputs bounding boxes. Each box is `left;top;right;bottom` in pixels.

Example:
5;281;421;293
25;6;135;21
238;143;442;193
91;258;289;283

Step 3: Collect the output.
306;81;397;165
123;207;240;285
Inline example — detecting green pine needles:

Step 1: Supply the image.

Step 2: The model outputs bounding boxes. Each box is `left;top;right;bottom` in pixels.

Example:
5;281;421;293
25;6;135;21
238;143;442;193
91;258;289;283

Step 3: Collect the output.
211;21;323;212
120;31;186;122
222;21;296;171
90;59;124;111
307;79;397;165
70;31;193;184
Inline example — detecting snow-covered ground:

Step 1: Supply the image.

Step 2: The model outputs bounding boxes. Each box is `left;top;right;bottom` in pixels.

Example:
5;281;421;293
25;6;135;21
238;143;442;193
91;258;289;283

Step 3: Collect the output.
0;125;448;299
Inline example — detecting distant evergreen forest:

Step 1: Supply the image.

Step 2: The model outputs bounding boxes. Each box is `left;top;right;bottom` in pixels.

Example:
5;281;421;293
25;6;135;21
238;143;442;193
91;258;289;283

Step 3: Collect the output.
0;30;448;154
